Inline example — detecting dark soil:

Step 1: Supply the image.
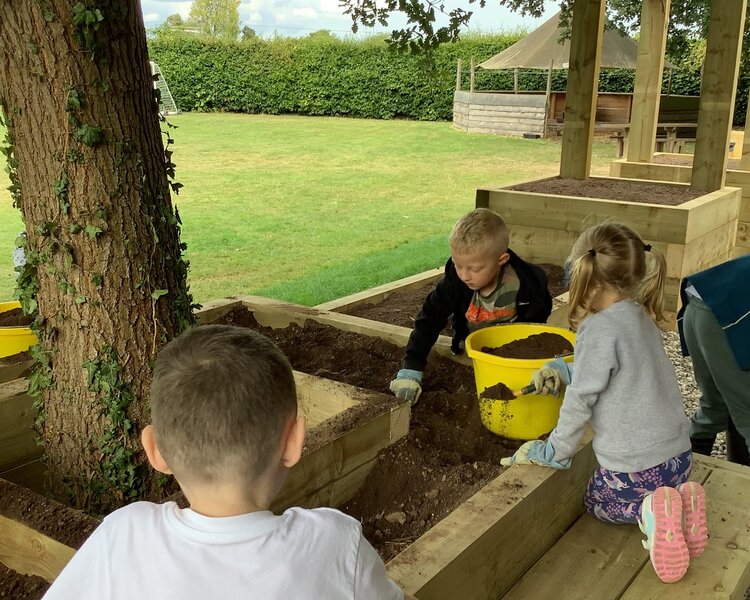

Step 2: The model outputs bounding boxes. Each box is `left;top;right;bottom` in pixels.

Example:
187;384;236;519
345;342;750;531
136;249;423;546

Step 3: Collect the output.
511;176;704;205
0;350;33;384
0;564;48;600
0;308;33;327
0;479;100;550
342;263;566;331
0;480;100;599
482;332;573;359
214;309;523;561
480;381;516;400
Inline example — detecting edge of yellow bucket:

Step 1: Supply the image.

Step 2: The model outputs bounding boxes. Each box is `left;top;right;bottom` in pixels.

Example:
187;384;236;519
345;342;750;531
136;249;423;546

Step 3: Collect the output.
465;323;575;440
0;300;37;359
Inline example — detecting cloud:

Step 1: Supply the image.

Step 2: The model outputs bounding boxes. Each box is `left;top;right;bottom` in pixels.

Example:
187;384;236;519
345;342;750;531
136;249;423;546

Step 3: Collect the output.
140;0;558;37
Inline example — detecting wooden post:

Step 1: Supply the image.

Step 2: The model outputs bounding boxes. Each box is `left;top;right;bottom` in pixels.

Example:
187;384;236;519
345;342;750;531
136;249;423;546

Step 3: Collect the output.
514;68;519;93
456;59;462;92
691;0;747;192
742;88;750;171
470;57;475;93
559;0;606;180
627;0;671;163
544;60;554;138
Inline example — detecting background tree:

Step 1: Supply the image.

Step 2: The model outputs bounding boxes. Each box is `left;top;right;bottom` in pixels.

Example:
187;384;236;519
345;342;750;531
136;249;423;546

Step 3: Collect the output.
165;13;185;28
189;0;241;41
0;1;195;512
241;25;257;40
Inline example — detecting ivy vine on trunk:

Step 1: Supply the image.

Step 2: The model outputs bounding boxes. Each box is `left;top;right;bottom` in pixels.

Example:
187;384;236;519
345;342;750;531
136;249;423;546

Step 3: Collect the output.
0;1;196;512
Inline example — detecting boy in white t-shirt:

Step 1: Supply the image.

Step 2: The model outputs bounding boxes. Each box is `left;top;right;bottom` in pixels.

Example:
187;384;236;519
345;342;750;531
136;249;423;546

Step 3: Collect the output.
44;325;410;600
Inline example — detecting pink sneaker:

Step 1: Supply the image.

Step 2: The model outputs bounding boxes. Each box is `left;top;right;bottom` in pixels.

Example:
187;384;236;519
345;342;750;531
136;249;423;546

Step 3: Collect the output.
677;481;708;558
638;487;690;583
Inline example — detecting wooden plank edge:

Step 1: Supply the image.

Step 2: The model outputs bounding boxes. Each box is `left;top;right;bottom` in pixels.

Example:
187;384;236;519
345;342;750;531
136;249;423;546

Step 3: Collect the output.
0;514;75;583
314;268;444;313
387;434;597;600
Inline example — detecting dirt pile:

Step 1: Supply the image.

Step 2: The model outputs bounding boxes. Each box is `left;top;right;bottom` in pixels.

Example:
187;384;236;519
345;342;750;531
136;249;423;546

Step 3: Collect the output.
482;332;573;359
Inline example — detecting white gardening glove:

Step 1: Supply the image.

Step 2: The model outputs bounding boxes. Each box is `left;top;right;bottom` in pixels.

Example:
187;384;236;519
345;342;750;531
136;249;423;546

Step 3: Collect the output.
500;439;571;469
530;357;572;396
389;369;423;404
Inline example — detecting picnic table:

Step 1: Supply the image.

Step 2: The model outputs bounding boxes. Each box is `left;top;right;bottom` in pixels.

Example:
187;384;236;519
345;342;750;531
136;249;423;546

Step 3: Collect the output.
611;122;698;158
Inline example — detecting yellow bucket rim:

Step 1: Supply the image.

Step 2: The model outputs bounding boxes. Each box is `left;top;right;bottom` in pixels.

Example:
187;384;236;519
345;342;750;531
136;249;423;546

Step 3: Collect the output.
465;323;575;367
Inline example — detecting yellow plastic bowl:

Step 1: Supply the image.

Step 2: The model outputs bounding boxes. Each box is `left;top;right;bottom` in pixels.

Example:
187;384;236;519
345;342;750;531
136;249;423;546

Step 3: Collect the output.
465;323;576;440
0;300;37;359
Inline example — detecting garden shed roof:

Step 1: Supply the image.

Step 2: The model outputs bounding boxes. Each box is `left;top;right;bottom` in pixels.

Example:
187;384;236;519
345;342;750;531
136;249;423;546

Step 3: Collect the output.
478;12;676;70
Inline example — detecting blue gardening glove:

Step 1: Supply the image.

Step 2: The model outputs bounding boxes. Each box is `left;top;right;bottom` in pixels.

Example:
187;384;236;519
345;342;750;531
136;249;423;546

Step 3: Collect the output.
389;369;423;404
500;439;571;469
531;357;573;396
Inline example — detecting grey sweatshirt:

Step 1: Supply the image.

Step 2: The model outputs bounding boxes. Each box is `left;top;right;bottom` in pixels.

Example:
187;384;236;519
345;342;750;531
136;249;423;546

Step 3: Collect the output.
549;300;690;473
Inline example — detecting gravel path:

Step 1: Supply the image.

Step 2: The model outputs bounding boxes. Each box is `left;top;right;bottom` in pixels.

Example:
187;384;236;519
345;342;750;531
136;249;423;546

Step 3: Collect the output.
662;330;727;458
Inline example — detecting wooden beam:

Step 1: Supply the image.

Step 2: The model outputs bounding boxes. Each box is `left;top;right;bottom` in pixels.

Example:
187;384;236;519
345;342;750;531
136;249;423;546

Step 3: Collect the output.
0;514;75;582
501;462;712;600
742;88;750;171
543;59;554;138
470;57;476;93
387;435;597;600
294;370;362;429
455;58;462;92
314;268;443;313
559;0;606;179
619;466;750;599
0;378;41;472
626;0;671;163
691;0;747;192
273;399;410;510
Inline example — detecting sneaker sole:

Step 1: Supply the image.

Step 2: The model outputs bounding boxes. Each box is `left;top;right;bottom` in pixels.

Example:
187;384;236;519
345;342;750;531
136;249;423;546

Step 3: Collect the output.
678;482;709;558
648;487;690;583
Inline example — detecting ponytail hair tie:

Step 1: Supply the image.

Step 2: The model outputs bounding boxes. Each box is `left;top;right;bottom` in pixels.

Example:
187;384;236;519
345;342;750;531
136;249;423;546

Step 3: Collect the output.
587;248;596;257
643;244;652;252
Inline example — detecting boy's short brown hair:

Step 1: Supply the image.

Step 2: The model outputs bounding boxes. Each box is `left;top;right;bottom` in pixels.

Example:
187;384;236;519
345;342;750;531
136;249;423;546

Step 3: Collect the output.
449;208;509;255
150;324;297;485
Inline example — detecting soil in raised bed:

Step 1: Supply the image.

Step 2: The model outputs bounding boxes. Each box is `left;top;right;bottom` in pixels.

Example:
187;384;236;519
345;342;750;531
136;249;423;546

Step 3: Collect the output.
511;176;703;205
0;564;48;599
482;332;573;359
0;308;33;327
342;263;566;331
0;479;101;599
214;309;524;561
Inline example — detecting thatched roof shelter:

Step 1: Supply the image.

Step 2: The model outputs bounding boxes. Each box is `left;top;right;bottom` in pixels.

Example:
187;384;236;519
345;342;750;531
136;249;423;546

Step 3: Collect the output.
478;12;676;70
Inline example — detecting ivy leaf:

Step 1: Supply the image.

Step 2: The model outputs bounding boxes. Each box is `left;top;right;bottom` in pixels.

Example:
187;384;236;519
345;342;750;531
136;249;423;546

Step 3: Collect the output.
69;223;83;234
85;225;102;239
75;124;104;147
151;289;168;300
75;295;87;304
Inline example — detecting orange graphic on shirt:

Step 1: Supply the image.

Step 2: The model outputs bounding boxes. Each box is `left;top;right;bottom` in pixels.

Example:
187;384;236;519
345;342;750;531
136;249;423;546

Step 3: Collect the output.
466;303;516;324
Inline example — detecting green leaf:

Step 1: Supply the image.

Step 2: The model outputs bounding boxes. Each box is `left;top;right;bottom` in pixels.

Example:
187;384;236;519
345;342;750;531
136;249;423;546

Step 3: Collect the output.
75;295;87;304
69;223;83;234
85;225;102;239
151;289;168;300
75;124;104;147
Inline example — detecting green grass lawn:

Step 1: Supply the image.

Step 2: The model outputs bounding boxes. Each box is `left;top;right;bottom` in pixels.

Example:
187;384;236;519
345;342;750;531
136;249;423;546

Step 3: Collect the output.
0;114;617;305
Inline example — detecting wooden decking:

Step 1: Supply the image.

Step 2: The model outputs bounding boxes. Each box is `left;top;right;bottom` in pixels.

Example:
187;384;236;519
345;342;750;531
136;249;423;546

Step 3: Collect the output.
502;453;750;600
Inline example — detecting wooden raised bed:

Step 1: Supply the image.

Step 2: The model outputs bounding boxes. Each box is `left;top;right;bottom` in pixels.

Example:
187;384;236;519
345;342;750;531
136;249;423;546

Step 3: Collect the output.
2;296;749;599
476;177;742;311
611;155;750;261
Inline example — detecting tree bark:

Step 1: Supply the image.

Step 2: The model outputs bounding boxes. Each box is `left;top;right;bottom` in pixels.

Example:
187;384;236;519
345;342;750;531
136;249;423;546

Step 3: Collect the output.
0;1;194;511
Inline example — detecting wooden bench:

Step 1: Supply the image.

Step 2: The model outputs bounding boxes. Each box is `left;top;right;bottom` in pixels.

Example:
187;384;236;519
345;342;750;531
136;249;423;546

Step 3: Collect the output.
502;453;750;600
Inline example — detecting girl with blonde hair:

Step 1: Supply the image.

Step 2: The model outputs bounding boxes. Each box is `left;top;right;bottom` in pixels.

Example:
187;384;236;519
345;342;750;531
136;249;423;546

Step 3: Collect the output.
502;223;708;584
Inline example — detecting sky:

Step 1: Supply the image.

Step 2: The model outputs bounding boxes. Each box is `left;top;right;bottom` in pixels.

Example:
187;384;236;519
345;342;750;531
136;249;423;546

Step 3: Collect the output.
140;0;561;39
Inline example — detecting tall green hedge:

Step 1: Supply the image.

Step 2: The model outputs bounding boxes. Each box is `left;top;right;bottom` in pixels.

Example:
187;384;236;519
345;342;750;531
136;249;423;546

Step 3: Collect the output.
148;33;722;122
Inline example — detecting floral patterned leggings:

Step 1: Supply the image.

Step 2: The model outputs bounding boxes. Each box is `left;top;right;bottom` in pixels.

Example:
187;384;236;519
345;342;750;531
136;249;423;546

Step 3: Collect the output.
583;451;693;524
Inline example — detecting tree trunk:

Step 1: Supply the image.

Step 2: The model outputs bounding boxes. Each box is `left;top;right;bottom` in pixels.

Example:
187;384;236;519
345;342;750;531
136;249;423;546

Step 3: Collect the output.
0;1;195;511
